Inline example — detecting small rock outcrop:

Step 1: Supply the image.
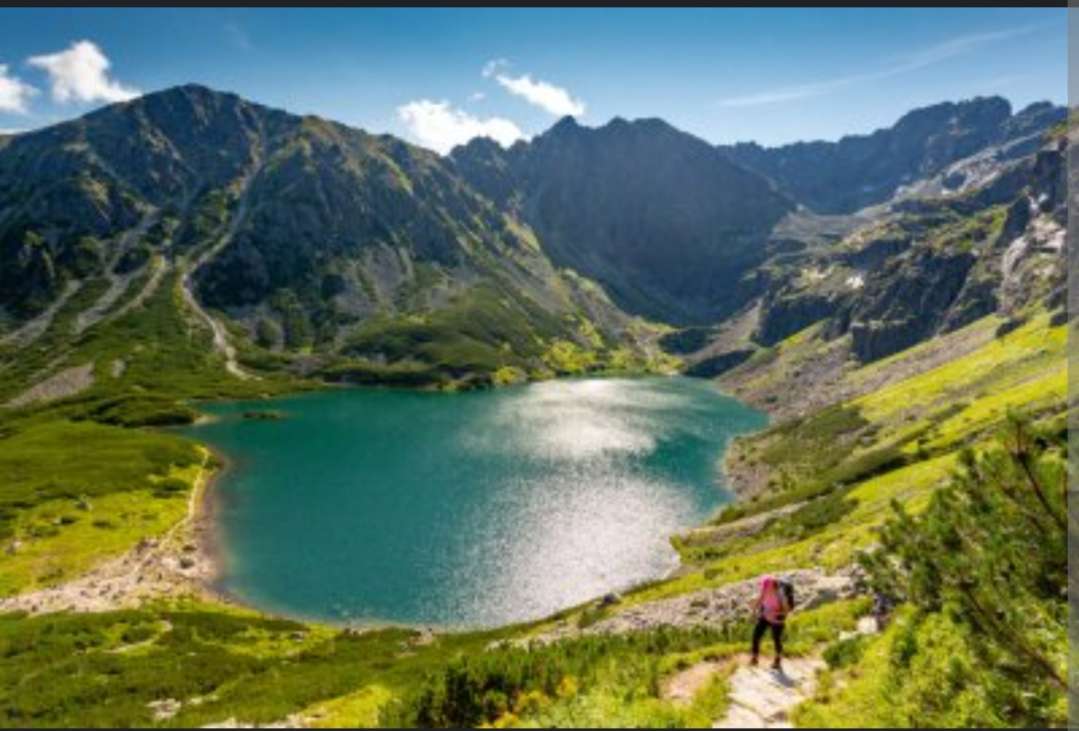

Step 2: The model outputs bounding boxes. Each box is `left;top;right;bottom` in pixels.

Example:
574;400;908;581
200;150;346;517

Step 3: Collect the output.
534;569;860;644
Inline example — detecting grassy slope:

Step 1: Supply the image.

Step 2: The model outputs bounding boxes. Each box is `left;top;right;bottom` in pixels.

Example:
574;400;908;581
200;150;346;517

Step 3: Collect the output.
691;311;1065;726
0;263;306;599
321;282;679;390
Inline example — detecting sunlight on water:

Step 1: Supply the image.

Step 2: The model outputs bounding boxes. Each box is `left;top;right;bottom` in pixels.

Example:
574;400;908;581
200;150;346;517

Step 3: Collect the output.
185;377;766;628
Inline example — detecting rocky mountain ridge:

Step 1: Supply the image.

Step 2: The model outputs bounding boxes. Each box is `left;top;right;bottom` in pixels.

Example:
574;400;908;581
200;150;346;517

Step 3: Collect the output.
451;116;794;324
0;85;1067;393
719;96;1064;214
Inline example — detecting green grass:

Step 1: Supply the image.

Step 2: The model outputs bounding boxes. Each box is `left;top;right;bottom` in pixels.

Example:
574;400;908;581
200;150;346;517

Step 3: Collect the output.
342;285;564;374
381;625;745;728
0;484;189;597
0;418;206;595
0;418;200;536
854;312;1064;424
0;591;878;729
1;267;303;429
336;283;668;389
0;603;491;727
792;605;1067;728
0;606;741;729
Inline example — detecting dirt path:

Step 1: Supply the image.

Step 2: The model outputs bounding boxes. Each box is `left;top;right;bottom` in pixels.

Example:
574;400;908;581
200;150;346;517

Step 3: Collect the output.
662;660;728;704
663;614;881;727
661;651;825;728
180;261;248;380
0;450;220;615
713;655;825;728
179;164;262;381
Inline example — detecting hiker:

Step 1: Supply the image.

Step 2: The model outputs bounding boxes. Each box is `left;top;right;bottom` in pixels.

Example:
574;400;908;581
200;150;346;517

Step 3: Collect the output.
871;590;894;631
749;574;792;671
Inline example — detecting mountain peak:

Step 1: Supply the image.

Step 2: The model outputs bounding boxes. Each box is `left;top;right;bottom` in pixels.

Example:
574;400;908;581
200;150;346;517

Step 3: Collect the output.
547;115;581;135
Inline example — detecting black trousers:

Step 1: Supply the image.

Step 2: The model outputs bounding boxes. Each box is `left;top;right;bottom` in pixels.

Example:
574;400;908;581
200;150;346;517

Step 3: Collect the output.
751;617;784;657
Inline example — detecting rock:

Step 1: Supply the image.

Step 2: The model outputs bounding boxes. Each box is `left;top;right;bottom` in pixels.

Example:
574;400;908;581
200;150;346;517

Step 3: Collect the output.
719;96;1058;214
598;592;621;608
995;317;1025;338
531;569;861;644
685;349;755;378
756;290;842;347
4;540;20;556
179;557;195;570
241;410;285;421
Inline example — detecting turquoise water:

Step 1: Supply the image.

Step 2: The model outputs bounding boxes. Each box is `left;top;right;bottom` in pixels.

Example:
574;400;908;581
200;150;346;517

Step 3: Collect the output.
183;377;765;628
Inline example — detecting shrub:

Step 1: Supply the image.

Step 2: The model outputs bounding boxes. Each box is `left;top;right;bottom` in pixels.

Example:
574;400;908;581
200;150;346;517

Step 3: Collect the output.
858;416;1067;726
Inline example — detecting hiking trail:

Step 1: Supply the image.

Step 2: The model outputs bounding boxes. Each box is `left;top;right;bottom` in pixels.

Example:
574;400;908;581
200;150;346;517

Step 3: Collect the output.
712;655;824;728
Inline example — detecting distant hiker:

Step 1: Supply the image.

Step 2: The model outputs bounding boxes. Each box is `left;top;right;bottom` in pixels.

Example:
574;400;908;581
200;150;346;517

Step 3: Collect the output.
750;574;792;671
871;590;894;631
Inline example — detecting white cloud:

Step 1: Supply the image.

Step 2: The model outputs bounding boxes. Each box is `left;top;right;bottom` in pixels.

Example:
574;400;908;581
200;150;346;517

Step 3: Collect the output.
481;59;585;117
0;128;26;135
0;64;36;114
28;40;139;104
397;99;526;155
469;91;486;102
493;72;585;117
719;25;1041;108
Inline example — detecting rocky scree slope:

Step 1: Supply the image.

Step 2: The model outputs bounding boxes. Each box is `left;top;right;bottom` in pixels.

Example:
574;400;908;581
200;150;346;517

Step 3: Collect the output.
679;104;1066;371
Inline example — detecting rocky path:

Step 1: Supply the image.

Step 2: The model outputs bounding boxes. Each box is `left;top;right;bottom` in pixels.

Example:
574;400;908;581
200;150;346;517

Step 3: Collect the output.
532;568;861;644
661;651;827;728
113;256;169;319
713;655;825;728
662;611;882;728
180;259;248;380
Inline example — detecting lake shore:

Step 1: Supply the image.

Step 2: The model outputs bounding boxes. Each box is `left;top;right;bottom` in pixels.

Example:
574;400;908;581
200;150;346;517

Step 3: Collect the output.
0;447;237;615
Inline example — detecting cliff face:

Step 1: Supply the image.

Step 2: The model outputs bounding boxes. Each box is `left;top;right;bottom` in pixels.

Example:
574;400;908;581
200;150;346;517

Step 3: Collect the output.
743;131;1066;364
452;116;794;324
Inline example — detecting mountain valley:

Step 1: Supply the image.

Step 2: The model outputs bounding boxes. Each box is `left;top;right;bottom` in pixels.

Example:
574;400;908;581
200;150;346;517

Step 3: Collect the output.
0;86;1069;728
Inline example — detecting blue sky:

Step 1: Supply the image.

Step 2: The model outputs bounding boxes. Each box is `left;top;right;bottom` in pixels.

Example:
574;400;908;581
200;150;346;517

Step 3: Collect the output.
0;7;1067;151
